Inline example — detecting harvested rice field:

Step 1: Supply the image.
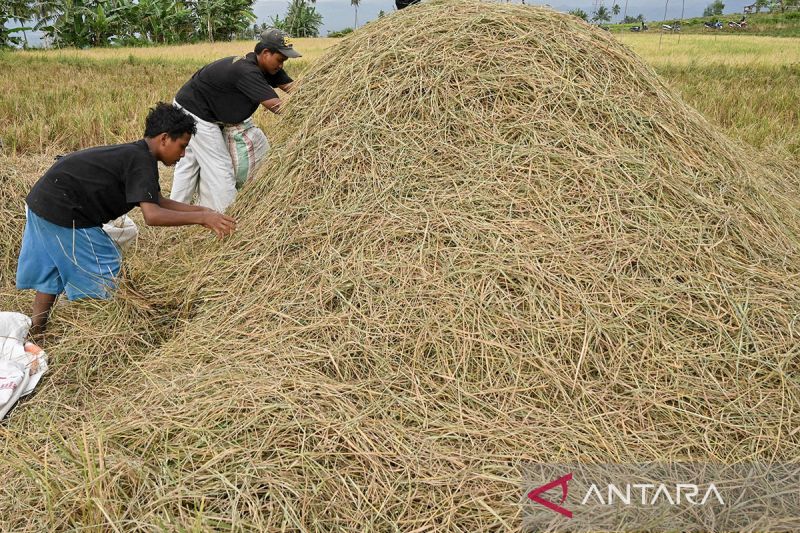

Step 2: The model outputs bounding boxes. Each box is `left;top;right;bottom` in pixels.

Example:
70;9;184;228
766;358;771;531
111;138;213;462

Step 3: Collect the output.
1;0;798;530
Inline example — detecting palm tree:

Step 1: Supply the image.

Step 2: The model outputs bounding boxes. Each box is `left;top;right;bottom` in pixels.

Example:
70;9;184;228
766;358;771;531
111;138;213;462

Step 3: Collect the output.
593;5;611;23
568;8;589;21
272;0;322;37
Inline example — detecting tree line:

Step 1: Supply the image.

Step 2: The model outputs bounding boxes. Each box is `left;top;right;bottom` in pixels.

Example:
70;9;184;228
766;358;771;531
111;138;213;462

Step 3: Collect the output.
568;3;626;24
1;0;262;47
717;0;799;15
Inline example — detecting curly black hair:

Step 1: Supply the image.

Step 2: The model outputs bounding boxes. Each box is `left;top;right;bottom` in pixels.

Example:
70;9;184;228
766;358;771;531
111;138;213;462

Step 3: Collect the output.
144;102;196;139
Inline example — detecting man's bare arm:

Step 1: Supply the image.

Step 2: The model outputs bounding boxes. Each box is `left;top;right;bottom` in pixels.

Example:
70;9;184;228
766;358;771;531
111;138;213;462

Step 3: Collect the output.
139;201;236;239
261;97;283;114
158;193;214;213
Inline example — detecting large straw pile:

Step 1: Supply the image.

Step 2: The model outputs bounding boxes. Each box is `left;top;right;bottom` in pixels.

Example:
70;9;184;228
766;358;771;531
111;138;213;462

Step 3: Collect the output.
2;0;799;529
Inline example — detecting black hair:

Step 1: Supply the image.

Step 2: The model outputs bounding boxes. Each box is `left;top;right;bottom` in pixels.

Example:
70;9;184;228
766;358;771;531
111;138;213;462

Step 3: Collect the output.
144;102;196;139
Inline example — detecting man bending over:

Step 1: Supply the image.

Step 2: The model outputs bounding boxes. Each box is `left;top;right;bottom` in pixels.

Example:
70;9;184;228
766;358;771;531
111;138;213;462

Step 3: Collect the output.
170;28;302;211
16;102;236;339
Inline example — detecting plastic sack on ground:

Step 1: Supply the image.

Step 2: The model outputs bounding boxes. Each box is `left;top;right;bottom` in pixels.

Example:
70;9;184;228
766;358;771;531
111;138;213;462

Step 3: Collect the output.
103;214;138;250
223;119;269;189
0;312;49;419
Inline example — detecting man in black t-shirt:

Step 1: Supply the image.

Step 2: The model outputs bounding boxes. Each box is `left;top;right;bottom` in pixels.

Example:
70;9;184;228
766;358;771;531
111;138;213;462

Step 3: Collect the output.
170;28;302;212
16;103;237;340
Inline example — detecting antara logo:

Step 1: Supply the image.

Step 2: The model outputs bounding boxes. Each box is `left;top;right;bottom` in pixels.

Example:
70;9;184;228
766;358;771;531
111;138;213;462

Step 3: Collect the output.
527;472;726;519
527;473;573;518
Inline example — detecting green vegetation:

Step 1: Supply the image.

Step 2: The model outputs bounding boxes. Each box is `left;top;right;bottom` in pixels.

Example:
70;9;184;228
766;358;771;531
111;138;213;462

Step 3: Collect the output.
703;0;726;17
0;0;259;48
270;0;323;38
610;9;800;37
327;27;354;38
659;63;799;161
0;0;35;48
568;8;589;22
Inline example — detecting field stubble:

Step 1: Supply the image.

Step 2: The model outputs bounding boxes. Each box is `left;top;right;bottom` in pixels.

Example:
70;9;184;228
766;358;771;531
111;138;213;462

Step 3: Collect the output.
0;34;798;162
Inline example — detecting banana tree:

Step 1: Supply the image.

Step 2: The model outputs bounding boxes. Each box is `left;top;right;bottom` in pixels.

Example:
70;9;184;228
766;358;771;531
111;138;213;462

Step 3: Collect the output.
136;0;192;43
1;0;35;47
84;2;120;46
38;0;92;47
37;0;124;47
190;0;255;41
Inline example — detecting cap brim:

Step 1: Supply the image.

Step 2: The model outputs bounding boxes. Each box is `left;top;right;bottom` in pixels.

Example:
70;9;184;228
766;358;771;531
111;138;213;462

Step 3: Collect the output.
280;47;302;58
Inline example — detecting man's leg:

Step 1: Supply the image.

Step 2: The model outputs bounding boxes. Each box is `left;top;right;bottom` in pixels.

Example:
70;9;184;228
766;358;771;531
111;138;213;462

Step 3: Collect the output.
58;226;122;301
17;208;65;342
171;102;237;211
193;119;238;212
223;122;270;188
170;101;201;204
30;291;57;339
170;142;200;204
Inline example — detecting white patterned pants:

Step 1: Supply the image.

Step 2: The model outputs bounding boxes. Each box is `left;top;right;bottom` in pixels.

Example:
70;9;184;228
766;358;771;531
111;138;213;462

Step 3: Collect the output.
170;101;237;212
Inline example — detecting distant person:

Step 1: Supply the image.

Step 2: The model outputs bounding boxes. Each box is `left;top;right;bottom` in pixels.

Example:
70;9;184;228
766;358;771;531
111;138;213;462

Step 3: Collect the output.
16;103;236;340
396;0;421;8
170;28;302;212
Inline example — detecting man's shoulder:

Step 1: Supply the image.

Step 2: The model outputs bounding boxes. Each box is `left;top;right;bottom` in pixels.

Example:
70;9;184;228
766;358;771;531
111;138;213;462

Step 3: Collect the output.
55;141;140;164
231;54;261;73
194;55;245;76
197;54;260;83
91;141;156;171
103;140;151;160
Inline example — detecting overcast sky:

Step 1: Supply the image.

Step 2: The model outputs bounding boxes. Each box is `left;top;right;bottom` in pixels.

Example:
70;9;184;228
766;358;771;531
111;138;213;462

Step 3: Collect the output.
12;0;753;44
255;0;753;34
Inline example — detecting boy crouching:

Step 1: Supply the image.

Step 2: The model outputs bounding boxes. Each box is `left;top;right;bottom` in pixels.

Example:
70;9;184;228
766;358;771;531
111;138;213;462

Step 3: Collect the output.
16;102;236;339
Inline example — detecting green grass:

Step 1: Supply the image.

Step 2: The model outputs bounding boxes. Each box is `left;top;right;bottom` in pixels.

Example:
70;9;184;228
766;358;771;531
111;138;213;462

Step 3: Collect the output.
610;10;800;37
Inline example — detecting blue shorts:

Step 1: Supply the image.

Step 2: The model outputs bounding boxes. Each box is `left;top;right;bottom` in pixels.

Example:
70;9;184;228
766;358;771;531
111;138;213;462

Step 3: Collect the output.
16;208;122;300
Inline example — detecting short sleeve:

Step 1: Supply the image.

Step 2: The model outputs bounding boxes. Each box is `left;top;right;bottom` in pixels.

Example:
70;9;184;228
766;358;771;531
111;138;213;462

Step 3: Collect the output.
125;154;160;205
266;69;293;87
236;71;279;104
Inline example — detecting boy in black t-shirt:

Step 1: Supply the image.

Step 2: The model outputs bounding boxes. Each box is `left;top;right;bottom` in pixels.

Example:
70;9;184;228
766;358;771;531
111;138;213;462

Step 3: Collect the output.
170;28;302;212
17;102;236;340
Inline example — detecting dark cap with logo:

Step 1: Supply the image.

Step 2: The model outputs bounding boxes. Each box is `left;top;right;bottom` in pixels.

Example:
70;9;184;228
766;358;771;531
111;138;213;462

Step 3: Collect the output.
259;28;302;58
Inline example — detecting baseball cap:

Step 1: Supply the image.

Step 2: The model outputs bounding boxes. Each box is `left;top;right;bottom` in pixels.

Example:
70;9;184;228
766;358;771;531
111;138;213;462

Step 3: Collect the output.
259;28;302;58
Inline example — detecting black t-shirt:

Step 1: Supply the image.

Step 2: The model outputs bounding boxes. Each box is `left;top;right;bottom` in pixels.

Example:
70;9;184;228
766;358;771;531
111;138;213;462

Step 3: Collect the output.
175;52;293;124
26;140;160;228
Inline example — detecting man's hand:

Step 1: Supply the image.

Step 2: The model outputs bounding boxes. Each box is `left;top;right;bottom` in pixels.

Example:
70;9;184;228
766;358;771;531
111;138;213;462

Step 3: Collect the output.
202;211;237;239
